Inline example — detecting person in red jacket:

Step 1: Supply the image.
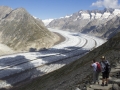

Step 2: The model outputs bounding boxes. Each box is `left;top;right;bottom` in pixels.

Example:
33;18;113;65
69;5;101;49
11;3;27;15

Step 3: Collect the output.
91;59;100;84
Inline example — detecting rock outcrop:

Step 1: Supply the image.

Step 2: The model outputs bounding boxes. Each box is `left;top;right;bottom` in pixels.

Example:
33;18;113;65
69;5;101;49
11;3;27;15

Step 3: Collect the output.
0;6;12;20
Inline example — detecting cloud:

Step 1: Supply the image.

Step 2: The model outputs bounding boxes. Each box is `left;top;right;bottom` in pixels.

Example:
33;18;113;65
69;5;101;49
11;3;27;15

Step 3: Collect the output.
92;0;120;9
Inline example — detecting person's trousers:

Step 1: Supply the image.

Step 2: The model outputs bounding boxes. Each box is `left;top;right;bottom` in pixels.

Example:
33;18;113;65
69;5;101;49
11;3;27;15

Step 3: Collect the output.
93;71;100;83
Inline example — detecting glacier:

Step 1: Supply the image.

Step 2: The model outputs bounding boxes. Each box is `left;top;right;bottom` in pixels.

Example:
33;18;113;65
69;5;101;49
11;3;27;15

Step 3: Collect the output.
0;28;106;89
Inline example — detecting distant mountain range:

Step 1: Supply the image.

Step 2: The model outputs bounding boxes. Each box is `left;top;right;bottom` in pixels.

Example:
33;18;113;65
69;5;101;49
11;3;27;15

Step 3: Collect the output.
0;6;59;53
47;8;120;39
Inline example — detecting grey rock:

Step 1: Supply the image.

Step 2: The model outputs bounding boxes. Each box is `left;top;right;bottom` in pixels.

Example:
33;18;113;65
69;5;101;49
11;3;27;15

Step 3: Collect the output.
75;87;81;90
112;84;120;90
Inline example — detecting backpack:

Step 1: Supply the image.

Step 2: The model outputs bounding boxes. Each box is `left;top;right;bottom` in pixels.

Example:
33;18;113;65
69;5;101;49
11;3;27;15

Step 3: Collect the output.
104;61;111;72
96;62;101;72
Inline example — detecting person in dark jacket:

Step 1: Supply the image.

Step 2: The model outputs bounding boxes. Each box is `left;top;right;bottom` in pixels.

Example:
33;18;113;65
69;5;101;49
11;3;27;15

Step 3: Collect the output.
100;56;111;86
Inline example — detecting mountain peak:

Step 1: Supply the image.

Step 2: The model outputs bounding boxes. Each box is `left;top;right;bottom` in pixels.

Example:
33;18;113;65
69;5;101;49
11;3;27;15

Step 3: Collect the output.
0;6;12;10
0;6;12;19
104;8;114;13
14;7;27;12
12;7;29;15
0;6;59;52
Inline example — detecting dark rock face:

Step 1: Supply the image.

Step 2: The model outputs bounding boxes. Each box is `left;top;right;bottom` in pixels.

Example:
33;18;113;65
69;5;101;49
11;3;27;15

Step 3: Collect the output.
0;6;59;52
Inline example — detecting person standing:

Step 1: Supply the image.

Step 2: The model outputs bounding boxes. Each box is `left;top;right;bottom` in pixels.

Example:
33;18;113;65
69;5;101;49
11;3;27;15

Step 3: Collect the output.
91;59;100;84
100;56;111;86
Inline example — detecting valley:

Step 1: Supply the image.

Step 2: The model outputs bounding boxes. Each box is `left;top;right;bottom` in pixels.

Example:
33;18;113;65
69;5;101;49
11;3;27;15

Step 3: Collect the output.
0;28;105;89
0;3;119;90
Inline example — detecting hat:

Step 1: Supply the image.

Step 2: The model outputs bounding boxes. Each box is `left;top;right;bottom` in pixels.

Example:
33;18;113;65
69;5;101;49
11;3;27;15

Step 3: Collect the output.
101;56;105;59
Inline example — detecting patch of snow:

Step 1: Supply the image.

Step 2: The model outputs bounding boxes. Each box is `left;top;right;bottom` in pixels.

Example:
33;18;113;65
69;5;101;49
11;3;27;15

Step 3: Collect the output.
95;13;102;19
65;15;70;18
102;12;111;18
79;11;83;13
73;16;79;21
113;9;120;15
42;19;54;26
33;16;37;19
91;13;95;19
81;13;90;19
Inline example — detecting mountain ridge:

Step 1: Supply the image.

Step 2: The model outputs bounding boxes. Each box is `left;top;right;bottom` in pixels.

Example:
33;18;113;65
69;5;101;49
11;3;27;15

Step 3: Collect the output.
0;6;60;54
47;8;120;39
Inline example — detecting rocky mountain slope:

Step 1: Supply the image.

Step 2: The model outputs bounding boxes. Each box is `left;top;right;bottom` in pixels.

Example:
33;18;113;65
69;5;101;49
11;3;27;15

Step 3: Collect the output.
11;27;120;90
47;9;120;39
0;6;59;53
0;6;12;20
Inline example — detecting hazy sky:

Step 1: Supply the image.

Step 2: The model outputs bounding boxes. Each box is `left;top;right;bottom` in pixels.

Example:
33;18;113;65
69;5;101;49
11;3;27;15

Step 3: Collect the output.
0;0;120;20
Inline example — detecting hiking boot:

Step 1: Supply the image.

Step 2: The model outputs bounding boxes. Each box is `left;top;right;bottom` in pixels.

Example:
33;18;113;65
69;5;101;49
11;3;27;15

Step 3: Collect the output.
101;83;104;86
105;83;108;86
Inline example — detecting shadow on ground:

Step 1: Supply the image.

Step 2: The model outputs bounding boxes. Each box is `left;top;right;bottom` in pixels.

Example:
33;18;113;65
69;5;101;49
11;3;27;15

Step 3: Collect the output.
0;55;46;90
